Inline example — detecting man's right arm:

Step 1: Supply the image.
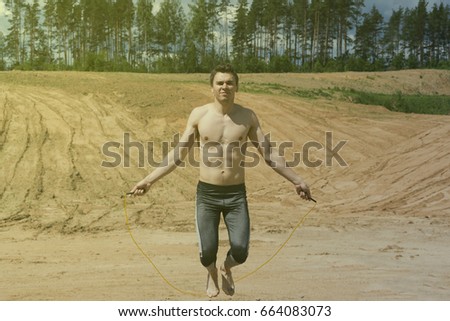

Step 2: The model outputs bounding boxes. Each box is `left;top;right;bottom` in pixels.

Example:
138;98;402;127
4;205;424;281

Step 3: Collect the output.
130;108;201;196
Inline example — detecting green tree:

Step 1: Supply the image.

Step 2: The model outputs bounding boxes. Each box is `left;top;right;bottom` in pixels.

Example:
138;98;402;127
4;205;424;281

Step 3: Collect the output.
264;0;287;57
154;0;185;69
43;0;56;65
416;0;428;66
112;0;135;64
179;28;199;72
188;0;219;69
24;0;41;67
336;0;363;58
383;8;403;69
136;0;154;69
354;5;384;68
427;3;450;67
0;32;6;70
219;0;231;60
5;0;25;66
247;0;266;60
231;0;250;67
291;0;309;67
309;0;324;66
54;0;75;66
402;1;428;68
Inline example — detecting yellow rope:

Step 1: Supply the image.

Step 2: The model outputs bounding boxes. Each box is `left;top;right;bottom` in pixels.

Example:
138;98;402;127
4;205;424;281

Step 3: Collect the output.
123;193;316;297
235;201;317;282
123;194;203;297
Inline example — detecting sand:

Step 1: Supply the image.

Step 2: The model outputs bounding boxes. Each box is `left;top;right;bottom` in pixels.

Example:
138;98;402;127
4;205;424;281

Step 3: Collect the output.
0;70;449;300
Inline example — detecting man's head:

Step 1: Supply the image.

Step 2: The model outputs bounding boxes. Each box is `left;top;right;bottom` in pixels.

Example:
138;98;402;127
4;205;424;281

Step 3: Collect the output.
209;64;239;91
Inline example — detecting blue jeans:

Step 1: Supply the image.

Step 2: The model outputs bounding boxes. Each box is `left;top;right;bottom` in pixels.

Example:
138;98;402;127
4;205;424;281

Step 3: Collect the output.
195;181;250;267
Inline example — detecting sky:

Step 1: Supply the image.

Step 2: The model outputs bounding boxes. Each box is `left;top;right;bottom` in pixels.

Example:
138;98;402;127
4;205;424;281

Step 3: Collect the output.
1;0;449;35
364;0;449;17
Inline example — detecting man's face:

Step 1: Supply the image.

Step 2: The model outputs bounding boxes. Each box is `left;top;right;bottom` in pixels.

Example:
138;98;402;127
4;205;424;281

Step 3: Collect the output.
211;72;238;104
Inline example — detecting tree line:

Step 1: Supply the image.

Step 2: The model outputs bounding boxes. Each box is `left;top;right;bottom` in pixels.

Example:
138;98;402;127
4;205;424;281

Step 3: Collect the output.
0;0;449;73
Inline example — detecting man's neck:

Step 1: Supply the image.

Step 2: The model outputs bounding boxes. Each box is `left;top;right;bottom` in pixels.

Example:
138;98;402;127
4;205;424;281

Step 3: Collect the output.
214;100;235;115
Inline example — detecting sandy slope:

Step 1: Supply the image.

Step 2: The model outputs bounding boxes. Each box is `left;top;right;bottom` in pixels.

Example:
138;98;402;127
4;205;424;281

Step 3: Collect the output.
0;70;449;300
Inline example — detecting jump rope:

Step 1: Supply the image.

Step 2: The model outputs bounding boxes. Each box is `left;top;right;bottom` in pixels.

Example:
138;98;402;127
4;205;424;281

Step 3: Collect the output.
123;192;317;297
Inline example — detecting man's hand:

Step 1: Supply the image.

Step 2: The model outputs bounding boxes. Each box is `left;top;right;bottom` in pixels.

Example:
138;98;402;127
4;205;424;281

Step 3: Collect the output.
295;182;314;202
129;179;152;196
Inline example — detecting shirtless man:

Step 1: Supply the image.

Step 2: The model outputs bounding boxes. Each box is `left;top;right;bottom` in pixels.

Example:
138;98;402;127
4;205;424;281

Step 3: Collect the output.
130;64;313;297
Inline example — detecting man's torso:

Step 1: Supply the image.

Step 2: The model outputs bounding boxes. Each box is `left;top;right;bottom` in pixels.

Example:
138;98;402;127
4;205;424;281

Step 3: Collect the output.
194;104;253;186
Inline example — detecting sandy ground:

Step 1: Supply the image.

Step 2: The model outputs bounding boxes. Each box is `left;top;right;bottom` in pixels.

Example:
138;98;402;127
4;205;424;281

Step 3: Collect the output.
0;70;449;301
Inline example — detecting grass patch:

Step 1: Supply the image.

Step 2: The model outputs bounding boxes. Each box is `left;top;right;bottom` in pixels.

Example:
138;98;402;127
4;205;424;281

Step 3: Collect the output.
240;82;291;95
341;89;450;115
240;81;450;115
241;82;333;99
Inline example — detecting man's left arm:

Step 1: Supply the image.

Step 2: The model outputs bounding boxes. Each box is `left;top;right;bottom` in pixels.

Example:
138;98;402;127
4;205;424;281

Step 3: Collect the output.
248;111;313;201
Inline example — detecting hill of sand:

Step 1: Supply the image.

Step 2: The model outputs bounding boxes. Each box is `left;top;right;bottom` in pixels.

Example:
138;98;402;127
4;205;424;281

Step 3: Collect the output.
0;70;449;300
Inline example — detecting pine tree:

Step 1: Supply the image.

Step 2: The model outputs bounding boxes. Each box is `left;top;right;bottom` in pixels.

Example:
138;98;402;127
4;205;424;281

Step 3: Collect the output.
247;0;266;60
54;0;74;66
188;0;219;69
5;0;25;66
113;0;135;65
43;0;57;65
415;0;428;66
136;0;154;69
291;0;309;67
383;8;403;69
354;5;384;68
231;0;249;66
427;3;450;67
0;32;6;70
154;0;185;69
24;0;41;67
335;0;363;58
264;0;287;57
219;0;231;60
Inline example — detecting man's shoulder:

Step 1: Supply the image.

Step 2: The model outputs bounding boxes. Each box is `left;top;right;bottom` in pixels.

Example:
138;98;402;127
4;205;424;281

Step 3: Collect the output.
235;104;258;123
235;104;255;115
192;103;213;113
188;104;210;124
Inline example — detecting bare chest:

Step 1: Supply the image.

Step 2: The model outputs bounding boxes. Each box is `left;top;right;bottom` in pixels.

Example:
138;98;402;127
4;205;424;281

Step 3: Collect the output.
197;111;250;144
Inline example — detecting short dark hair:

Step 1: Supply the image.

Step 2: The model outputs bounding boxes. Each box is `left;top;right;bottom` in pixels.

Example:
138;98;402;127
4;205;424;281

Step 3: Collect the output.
209;64;239;89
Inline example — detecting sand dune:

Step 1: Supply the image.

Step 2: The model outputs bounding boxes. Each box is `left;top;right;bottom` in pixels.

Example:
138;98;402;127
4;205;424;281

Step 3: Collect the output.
0;70;449;300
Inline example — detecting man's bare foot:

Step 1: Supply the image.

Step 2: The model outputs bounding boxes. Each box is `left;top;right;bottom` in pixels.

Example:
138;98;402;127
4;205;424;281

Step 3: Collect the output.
206;267;220;298
220;264;235;296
